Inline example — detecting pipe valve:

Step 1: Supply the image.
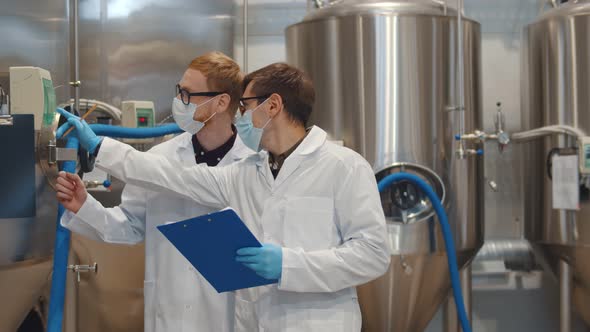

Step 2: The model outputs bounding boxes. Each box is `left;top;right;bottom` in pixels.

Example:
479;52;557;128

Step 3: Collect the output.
84;179;111;189
68;262;98;283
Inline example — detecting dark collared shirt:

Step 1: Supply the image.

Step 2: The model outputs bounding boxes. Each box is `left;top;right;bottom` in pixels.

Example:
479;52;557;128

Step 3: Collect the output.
192;125;237;166
268;132;308;178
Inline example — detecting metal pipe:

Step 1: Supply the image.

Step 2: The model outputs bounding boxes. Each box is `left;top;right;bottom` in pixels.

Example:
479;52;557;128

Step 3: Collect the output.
559;259;572;332
511;124;586;142
72;0;80;114
473;239;536;270
457;0;465;150
462;267;472;332
444;266;472;332
243;0;248;73
443;293;457;332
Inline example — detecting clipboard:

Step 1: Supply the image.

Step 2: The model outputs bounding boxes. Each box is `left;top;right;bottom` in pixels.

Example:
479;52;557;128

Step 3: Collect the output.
157;208;278;293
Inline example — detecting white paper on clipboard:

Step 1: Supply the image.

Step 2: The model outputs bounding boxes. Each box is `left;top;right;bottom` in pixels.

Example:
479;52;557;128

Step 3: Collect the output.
552;155;579;210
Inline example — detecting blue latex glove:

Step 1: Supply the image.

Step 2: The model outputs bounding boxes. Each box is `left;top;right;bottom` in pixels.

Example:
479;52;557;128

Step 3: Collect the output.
56;108;103;154
236;243;283;280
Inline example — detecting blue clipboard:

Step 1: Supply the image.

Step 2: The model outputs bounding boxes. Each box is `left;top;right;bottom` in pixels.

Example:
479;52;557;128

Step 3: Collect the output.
157;208;278;293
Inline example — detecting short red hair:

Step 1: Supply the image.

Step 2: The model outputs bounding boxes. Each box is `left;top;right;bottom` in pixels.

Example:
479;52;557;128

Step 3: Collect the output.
189;52;242;115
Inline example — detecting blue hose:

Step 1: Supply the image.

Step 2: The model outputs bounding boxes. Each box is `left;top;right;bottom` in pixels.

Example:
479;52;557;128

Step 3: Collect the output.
47;136;78;332
47;123;181;332
377;172;471;332
89;123;182;138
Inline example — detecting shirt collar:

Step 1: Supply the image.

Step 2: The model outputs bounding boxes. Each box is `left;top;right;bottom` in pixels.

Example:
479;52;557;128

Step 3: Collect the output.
191;125;237;166
268;130;307;172
255;126;327;166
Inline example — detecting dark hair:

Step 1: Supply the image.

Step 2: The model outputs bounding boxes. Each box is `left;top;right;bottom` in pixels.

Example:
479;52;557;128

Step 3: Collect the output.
243;63;315;126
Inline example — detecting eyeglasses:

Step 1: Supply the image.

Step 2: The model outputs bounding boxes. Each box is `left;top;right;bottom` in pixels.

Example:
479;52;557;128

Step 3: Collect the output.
176;84;224;105
239;95;271;114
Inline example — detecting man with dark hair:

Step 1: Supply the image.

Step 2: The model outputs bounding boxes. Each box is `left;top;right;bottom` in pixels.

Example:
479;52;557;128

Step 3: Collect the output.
56;62;391;331
241;62;314;126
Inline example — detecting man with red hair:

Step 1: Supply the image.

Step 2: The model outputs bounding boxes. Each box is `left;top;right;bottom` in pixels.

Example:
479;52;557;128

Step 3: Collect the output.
56;52;252;332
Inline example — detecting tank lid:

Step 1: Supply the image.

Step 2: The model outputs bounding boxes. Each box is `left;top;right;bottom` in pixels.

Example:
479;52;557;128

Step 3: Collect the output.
302;0;459;21
534;0;590;22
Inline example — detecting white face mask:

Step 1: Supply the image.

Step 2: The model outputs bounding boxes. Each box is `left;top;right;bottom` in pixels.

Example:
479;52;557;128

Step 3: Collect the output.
172;97;217;134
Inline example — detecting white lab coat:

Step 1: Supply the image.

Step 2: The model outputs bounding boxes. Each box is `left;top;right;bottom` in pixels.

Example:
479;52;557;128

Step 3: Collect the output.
61;132;253;332
94;126;391;332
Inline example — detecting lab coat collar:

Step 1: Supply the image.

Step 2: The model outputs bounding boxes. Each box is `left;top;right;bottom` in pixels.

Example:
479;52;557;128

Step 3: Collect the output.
254;126;327;167
174;132;196;165
254;126;327;188
175;131;254;166
226;134;255;162
296;126;327;155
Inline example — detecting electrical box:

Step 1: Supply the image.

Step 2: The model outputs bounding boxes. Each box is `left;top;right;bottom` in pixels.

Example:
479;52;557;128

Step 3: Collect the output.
121;100;155;128
121;100;156;144
9;67;55;131
579;137;590;175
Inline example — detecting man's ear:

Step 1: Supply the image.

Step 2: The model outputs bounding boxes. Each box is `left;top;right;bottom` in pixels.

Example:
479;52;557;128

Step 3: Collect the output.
215;93;231;113
267;93;283;117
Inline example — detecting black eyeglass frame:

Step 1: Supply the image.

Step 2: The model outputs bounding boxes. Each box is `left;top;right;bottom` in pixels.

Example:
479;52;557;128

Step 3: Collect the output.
238;94;272;113
176;84;224;105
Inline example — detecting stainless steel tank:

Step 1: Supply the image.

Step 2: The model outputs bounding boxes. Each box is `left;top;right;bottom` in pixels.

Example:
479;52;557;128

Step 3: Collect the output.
286;1;483;331
0;1;69;330
522;0;590;325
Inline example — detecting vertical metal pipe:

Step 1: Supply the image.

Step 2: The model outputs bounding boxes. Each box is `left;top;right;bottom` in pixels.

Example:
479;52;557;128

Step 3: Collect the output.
462;266;472;331
559;260;572;332
457;0;465;145
444;266;472;332
243;0;248;73
443;299;457;332
72;0;80;113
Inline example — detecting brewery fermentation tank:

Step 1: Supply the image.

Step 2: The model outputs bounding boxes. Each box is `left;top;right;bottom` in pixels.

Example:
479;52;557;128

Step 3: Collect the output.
522;0;590;325
286;0;483;330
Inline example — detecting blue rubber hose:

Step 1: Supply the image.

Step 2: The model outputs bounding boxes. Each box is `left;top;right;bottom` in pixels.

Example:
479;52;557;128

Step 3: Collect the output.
377;172;472;332
47;136;78;332
47;124;180;332
89;123;182;138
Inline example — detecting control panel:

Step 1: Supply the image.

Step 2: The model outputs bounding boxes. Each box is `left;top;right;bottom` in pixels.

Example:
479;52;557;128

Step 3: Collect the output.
9;66;55;130
579;137;590;175
121;100;155;144
121;100;155;128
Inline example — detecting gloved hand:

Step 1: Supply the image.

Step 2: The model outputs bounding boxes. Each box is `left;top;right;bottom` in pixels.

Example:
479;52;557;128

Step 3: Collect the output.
236;243;283;280
56;108;102;154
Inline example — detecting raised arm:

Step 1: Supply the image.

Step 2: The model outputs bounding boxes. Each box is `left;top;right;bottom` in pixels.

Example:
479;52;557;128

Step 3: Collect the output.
95;137;235;209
